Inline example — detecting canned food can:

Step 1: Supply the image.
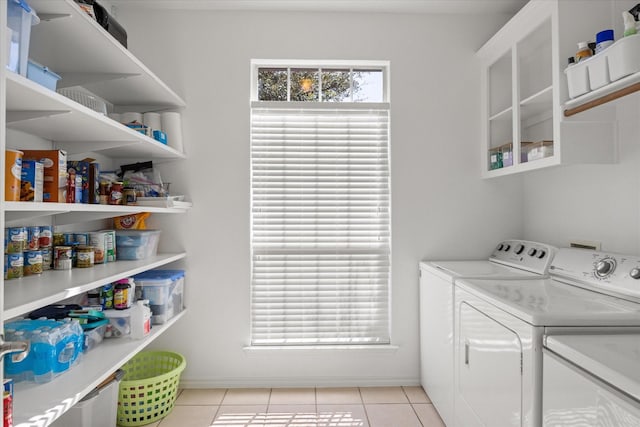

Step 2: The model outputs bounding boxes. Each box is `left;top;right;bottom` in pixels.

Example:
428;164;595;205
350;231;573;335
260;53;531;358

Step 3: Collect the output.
101;284;114;309
4;253;24;279
39;226;53;247
52;232;65;246
76;245;94;268
103;230;116;262
41;247;52;270
53;246;73;270
5;227;27;254
63;233;75;245
88;232;106;264
23;250;43;276
27;226;40;251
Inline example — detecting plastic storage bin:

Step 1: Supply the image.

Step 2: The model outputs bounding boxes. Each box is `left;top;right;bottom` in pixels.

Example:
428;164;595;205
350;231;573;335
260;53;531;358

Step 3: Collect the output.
115;230;161;260
586;52;610;91
7;0;39;76
104;309;131;338
565;61;590;98
27;60;61;91
51;370;123;427
117;351;186;426
526;140;554;162
608;33;640;82
133;270;185;324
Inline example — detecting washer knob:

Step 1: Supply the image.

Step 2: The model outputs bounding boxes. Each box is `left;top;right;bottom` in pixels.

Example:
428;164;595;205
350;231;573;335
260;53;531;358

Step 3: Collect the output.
497;244;504;251
630;268;640;280
514;244;525;255
503;244;511;251
528;248;537;257
536;250;546;259
595;259;616;278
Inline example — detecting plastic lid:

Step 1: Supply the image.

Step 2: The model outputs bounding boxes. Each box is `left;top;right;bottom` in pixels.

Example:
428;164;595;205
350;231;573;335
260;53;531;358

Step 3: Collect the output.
12;0;32;13
134;269;185;281
577;41;588;48
596;29;614;43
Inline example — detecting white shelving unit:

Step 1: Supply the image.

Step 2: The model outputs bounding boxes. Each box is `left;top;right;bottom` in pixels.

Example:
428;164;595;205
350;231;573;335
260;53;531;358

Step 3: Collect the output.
1;1;190;425
478;0;618;178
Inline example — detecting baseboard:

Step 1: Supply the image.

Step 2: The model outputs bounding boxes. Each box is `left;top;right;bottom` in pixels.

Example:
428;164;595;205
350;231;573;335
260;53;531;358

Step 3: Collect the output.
180;376;421;389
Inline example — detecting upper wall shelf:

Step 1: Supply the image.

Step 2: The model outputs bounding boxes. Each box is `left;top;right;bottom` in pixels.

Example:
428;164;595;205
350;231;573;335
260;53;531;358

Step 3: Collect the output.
28;0;185;109
6;73;186;160
563;71;640;117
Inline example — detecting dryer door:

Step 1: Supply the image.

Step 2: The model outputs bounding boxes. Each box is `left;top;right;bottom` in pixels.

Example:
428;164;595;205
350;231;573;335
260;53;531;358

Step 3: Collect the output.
457;301;523;427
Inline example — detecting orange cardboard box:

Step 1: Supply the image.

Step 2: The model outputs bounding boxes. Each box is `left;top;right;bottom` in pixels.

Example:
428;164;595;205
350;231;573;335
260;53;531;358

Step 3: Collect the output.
21;150;67;202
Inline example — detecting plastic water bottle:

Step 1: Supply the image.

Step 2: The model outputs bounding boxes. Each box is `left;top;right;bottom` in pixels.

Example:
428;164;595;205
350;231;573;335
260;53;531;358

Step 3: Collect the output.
130;300;151;340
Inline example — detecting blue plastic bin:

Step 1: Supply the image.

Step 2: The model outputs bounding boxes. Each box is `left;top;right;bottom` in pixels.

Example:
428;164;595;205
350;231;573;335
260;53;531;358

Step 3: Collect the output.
27;60;61;91
7;0;39;76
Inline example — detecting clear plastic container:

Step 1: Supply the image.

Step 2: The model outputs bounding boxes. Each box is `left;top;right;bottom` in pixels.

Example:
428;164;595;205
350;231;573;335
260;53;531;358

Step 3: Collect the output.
133;270;184;324
115;230;161;260
7;0;40;76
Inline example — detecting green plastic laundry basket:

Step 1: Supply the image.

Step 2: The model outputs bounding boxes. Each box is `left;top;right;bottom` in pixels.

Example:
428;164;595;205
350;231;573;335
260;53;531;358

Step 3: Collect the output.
117;351;186;426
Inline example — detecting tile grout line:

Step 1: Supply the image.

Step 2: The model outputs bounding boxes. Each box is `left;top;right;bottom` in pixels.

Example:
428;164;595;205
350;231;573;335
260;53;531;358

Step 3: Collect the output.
358;387;373;427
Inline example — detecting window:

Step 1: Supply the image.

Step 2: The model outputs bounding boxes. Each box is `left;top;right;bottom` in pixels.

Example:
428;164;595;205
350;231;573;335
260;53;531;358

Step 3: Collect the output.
250;61;391;346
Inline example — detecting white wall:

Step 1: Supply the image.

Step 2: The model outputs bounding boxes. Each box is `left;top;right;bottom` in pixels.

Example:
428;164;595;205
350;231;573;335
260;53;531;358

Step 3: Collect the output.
115;9;523;387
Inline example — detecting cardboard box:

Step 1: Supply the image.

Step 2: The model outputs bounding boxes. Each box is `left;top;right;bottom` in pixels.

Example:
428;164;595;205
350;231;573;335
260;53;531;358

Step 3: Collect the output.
20;160;43;202
21;150;67;202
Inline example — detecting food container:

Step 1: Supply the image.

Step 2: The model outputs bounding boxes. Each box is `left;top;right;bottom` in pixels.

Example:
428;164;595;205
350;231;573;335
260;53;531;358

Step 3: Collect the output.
53;246;73;270
104;309;131;338
133;270;185;324
4;253;24;279
56;86;108;115
26;60;61;91
608;33;640;82
21;150;67;203
7;0;40;76
565;61;590;99
5;149;23;202
20;159;44;202
41;247;52;270
23;250;42;276
27;226;39;250
76;245;94;268
5;227;27;253
115;230;161;260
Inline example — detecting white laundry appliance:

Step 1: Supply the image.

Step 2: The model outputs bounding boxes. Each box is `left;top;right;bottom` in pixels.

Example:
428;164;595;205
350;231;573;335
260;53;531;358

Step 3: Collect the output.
453;247;640;427
543;333;640;426
419;240;557;427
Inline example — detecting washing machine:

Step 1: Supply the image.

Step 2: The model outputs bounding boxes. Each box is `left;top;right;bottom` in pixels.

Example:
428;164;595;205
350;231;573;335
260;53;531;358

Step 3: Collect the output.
419;240;556;427
453;247;640;427
543;333;640;426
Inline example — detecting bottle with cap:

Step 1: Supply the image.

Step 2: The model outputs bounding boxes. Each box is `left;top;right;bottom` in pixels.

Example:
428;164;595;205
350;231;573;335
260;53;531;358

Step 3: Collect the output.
575;41;592;62
595;29;614;54
623;11;637;37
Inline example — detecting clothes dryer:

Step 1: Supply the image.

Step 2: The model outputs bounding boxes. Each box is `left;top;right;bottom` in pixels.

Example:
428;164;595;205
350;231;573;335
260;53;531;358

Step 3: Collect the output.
453;248;640;427
419;240;556;427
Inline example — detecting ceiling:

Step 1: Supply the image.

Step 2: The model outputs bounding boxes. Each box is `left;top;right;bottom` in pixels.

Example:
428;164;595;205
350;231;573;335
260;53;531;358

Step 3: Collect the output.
108;0;529;14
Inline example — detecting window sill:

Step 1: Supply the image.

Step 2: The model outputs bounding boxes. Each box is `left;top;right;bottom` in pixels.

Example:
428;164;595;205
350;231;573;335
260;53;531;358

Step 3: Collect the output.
242;345;399;354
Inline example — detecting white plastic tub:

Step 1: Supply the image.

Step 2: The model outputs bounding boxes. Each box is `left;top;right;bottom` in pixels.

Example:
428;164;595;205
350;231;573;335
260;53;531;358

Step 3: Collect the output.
608;34;640;82
565;61;590;98
586;53;610;90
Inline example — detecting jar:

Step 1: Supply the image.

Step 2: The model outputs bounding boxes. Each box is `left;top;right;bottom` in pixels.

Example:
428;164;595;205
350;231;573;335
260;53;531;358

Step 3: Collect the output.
99;181;109;205
109;182;123;205
52;232;65;246
123;187;137;205
76;245;95;268
114;279;131;310
575;41;592;62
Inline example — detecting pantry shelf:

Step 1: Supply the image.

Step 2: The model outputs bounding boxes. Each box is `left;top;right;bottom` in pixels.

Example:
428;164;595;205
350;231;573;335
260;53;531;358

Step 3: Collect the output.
28;0;186;109
564;71;640;117
5;73;186;160
12;310;186;427
4;252;186;320
4;202;190;225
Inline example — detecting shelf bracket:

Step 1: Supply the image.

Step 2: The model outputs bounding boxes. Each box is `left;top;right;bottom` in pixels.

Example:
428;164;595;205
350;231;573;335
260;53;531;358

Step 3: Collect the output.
6;110;71;123
37;13;72;22
57;72;142;88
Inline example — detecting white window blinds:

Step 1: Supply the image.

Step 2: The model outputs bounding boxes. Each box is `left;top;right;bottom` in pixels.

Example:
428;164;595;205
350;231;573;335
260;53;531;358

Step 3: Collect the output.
250;105;391;345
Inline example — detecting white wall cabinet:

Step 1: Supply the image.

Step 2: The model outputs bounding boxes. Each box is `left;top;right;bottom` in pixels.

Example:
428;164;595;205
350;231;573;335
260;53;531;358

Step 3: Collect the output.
2;1;188;425
478;0;618;178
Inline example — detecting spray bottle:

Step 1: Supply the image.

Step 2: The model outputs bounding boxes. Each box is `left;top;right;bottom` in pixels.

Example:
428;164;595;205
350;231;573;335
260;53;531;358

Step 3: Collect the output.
623;11;637;37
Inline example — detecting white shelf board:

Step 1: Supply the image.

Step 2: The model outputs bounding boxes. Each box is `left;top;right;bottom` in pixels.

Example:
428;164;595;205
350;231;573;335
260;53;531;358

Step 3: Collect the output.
520;85;553;120
5;201;190;225
5;73;186;160
13;310;187;427
483;154;559;178
489;105;513;122
28;0;185;109
564;71;640;111
4;253;186;320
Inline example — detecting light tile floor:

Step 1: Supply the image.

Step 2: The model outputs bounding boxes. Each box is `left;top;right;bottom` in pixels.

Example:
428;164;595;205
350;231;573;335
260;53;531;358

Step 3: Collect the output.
145;386;445;427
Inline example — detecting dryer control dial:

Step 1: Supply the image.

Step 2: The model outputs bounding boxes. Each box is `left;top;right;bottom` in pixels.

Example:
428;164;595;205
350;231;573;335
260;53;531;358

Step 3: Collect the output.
595;258;616;278
514;244;524;255
536;250;546;259
528;248;537;257
630;267;640;280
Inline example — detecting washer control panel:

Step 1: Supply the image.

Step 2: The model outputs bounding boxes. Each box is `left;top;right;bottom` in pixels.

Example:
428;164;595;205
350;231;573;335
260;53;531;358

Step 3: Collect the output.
550;248;640;300
489;240;557;275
